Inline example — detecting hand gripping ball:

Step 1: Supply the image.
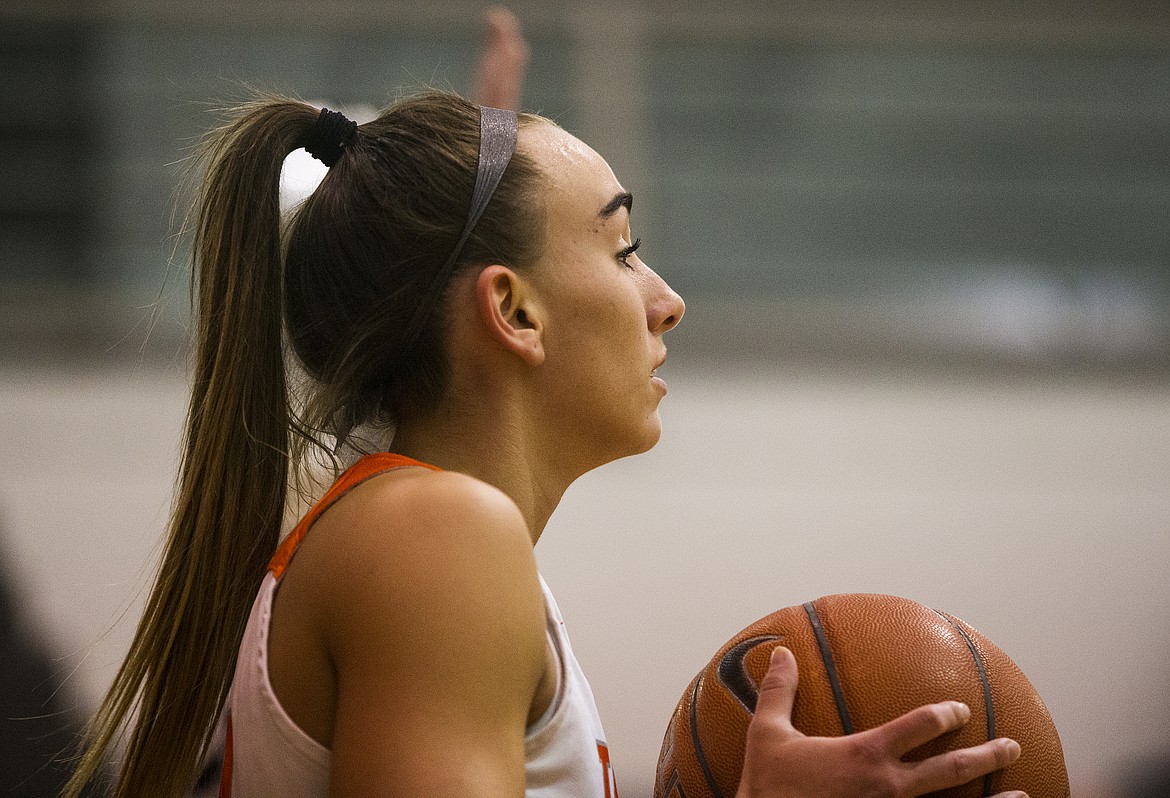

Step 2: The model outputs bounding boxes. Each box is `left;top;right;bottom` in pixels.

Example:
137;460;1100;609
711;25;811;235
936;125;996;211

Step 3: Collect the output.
655;594;1069;798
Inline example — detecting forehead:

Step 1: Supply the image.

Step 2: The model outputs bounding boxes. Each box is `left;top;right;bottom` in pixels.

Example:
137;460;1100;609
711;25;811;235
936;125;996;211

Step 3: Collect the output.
520;123;626;230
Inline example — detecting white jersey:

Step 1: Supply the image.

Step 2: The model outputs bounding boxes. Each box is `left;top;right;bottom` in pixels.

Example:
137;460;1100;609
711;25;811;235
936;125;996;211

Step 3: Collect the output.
221;452;618;798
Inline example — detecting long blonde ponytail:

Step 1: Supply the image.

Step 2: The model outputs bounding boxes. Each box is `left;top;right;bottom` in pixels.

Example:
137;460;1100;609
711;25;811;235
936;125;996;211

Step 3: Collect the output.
64;98;318;798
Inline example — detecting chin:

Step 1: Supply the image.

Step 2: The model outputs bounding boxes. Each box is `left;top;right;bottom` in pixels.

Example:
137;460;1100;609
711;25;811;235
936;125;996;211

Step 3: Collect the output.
587;413;664;469
625;416;664;457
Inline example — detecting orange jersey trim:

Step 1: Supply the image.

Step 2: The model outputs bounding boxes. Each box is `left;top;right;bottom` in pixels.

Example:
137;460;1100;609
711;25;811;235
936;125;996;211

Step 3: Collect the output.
218;715;233;798
268;452;441;581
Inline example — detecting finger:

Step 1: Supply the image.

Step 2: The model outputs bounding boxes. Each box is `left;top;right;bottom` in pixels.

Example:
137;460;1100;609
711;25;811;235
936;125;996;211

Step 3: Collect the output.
865;700;972;757
482;6;528;66
751;646;800;735
484;6;521;43
907;737;1022;795
472;7;530;110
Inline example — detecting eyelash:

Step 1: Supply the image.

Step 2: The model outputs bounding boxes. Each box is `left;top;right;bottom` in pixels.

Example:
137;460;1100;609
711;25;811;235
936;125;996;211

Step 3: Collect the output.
617;238;641;268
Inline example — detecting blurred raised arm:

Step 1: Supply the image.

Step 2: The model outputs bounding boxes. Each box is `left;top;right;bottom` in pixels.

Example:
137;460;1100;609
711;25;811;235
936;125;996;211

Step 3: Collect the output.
472;6;530;111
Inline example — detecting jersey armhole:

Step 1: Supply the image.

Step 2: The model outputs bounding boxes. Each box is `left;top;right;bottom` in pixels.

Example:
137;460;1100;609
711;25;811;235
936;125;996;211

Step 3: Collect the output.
526;597;566;737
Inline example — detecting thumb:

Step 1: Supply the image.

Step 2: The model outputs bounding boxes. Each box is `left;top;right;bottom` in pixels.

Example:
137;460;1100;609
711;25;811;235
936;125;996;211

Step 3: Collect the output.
752;646;800;735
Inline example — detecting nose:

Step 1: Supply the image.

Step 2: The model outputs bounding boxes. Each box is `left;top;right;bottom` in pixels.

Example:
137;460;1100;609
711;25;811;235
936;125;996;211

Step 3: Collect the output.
647;270;685;335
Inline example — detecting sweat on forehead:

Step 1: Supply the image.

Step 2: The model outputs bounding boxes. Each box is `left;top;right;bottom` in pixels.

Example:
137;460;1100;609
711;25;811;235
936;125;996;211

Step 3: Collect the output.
520;123;612;182
523;126;627;218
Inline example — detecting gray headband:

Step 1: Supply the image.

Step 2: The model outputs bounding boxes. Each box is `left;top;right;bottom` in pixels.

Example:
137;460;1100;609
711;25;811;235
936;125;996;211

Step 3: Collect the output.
448;106;519;272
397;105;519;354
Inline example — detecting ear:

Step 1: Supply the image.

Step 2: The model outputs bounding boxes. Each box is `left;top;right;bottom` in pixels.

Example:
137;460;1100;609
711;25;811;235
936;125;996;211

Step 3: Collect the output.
474;265;545;366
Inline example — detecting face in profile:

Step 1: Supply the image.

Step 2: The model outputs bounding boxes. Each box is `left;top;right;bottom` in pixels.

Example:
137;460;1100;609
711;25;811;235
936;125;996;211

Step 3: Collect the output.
519;122;685;468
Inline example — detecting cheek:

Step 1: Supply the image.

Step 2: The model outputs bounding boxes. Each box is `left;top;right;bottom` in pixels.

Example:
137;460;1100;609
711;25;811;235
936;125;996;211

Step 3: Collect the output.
540;260;647;367
554;274;633;336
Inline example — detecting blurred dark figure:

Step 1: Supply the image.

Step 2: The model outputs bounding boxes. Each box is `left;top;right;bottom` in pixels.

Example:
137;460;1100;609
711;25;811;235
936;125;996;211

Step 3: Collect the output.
0;534;102;797
1119;758;1170;798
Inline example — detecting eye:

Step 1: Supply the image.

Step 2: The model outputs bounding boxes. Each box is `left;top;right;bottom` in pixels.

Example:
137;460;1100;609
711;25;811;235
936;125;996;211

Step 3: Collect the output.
617;237;641;269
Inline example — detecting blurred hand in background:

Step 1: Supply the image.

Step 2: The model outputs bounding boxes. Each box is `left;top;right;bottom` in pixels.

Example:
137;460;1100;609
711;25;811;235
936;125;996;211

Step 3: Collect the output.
471;6;530;111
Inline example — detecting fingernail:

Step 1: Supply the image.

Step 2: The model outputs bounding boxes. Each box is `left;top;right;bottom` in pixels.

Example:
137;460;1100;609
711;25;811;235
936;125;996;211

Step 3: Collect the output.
1002;738;1022;758
950;701;970;721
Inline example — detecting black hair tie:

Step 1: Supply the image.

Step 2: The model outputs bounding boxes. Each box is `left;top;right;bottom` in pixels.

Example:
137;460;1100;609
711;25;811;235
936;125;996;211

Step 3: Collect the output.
304;107;358;167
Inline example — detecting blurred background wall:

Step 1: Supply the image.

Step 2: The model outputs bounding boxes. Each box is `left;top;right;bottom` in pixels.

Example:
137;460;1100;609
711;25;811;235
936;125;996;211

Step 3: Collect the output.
0;1;1167;796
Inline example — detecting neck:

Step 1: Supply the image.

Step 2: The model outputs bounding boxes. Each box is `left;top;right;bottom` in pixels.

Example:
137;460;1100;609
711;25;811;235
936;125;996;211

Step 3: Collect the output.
389;393;576;546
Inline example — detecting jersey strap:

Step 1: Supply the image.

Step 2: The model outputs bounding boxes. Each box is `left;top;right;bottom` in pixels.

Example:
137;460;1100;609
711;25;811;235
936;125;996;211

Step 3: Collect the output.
268;452;441;581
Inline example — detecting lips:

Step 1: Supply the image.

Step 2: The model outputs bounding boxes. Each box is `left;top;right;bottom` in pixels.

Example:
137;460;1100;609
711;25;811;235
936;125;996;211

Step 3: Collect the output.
651;351;668;395
653;351;667;375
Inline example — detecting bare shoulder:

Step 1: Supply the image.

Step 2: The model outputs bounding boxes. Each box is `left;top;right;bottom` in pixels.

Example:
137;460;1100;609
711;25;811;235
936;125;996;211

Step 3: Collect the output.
293;464;546;680
267;463;548;789
301;464;541;622
352;465;532;549
274;467;547;792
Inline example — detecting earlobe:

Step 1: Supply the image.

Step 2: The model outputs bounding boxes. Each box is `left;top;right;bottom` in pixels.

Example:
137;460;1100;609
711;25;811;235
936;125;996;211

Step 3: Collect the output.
476;265;545;366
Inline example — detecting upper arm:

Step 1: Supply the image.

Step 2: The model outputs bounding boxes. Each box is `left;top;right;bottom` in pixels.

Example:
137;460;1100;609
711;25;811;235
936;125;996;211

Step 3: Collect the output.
316;472;547;797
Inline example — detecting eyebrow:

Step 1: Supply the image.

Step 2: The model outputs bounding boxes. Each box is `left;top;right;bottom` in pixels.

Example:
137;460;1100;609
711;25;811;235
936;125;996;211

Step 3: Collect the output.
598;191;633;220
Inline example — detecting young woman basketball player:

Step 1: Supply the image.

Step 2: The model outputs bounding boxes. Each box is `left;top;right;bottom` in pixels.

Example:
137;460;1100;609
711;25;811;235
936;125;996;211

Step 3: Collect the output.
64;88;1028;798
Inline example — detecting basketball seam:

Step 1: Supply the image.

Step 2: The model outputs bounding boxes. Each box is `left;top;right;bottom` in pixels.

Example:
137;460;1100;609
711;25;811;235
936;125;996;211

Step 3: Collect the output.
936;611;996;798
688;674;725;798
803;602;854;735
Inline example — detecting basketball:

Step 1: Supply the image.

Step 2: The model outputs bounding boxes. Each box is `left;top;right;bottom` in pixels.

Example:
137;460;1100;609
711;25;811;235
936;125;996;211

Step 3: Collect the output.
654;593;1069;798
